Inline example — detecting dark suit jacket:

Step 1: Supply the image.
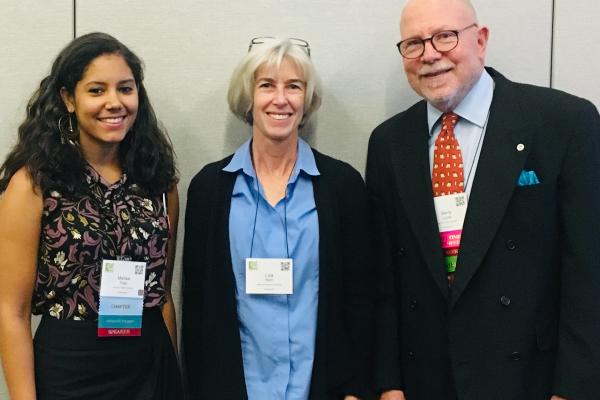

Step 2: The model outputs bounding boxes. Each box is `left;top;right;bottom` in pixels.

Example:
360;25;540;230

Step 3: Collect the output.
367;67;600;400
181;148;374;399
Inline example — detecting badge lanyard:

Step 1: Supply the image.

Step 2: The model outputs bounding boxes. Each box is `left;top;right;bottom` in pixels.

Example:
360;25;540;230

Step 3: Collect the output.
245;160;296;295
462;79;494;194
162;192;171;232
249;178;291;259
463;109;490;194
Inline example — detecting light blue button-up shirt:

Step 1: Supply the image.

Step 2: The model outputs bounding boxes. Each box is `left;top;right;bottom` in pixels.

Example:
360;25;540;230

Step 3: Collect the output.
428;69;495;196
223;138;320;400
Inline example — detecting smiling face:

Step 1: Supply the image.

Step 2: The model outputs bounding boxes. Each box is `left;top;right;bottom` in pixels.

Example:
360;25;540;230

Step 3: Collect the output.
251;57;305;144
400;0;488;111
61;53;138;153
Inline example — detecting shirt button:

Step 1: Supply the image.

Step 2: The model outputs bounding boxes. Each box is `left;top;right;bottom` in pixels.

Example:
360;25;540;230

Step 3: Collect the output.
506;240;517;251
409;299;418;310
397;247;406;257
500;296;511;307
408;351;416;360
509;351;522;361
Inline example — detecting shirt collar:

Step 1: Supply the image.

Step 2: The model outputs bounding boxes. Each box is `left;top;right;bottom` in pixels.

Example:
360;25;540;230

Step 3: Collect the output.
222;138;256;177
427;68;495;135
222;138;320;180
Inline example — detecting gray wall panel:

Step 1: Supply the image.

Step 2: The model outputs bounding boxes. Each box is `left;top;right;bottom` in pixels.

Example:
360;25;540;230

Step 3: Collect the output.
553;0;600;108
0;2;73;160
0;2;73;396
477;0;552;87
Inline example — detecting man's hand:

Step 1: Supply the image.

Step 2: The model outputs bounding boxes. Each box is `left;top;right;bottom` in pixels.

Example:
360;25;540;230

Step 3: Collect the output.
551;396;567;400
380;390;406;400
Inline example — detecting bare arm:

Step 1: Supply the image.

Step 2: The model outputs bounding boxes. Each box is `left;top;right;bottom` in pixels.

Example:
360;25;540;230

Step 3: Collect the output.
0;168;43;400
161;186;179;351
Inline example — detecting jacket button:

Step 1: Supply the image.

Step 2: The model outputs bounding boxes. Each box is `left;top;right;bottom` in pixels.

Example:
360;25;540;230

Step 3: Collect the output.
509;351;521;361
408;351;415;360
506;240;517;251
500;296;511;307
397;247;406;257
409;299;417;310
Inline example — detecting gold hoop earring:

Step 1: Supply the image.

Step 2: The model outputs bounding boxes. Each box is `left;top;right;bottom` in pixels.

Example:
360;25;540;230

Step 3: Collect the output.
58;113;78;146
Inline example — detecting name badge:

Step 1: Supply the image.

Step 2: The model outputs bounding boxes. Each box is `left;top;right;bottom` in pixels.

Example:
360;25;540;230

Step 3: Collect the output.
98;259;146;337
245;258;293;295
433;193;468;273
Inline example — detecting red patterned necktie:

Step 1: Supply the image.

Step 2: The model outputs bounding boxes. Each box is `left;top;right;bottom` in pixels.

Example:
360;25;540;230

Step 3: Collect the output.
432;112;463;196
432;112;463;285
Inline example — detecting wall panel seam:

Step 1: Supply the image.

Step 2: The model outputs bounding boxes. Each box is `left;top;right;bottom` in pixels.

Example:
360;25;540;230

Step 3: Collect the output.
549;0;555;88
73;0;77;39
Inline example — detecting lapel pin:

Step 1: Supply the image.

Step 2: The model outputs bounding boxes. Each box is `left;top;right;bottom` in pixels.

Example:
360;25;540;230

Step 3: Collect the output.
516;143;525;152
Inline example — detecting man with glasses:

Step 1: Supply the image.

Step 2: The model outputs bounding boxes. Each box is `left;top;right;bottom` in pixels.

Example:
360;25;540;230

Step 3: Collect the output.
367;0;600;399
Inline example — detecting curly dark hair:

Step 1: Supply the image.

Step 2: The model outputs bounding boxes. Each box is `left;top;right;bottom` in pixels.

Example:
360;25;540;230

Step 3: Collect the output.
0;32;178;196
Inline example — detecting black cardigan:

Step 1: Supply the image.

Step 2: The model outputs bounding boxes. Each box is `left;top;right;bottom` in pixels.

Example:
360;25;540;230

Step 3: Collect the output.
181;148;374;399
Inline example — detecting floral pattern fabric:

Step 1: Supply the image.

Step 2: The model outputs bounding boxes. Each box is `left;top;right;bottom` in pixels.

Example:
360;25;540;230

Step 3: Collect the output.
33;166;170;320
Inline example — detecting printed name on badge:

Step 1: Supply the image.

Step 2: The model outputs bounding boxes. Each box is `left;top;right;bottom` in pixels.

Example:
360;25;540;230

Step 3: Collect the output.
245;258;293;295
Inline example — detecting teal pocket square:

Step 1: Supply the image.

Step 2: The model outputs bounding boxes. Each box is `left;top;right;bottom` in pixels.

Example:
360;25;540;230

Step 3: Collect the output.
517;170;540;186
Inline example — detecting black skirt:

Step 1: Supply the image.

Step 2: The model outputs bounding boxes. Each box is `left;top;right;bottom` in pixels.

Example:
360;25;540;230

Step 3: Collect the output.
34;307;183;400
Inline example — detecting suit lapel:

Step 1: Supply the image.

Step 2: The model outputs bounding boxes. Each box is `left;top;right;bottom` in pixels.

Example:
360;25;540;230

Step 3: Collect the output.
391;102;450;299
450;69;537;306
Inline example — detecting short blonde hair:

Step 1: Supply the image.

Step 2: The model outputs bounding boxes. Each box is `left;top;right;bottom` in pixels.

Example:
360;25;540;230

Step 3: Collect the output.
227;38;322;127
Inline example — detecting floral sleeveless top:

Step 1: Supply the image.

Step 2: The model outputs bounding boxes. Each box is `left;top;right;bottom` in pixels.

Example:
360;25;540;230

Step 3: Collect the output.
32;166;171;320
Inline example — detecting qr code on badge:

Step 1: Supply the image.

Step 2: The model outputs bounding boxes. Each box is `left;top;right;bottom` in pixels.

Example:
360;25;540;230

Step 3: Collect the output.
455;196;465;207
281;261;291;271
135;265;144;275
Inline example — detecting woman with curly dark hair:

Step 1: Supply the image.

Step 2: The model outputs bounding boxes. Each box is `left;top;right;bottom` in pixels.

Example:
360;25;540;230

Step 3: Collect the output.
0;32;183;399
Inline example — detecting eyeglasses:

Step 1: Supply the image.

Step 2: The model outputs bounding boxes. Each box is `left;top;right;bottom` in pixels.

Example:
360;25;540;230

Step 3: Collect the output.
248;37;311;57
396;23;478;59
